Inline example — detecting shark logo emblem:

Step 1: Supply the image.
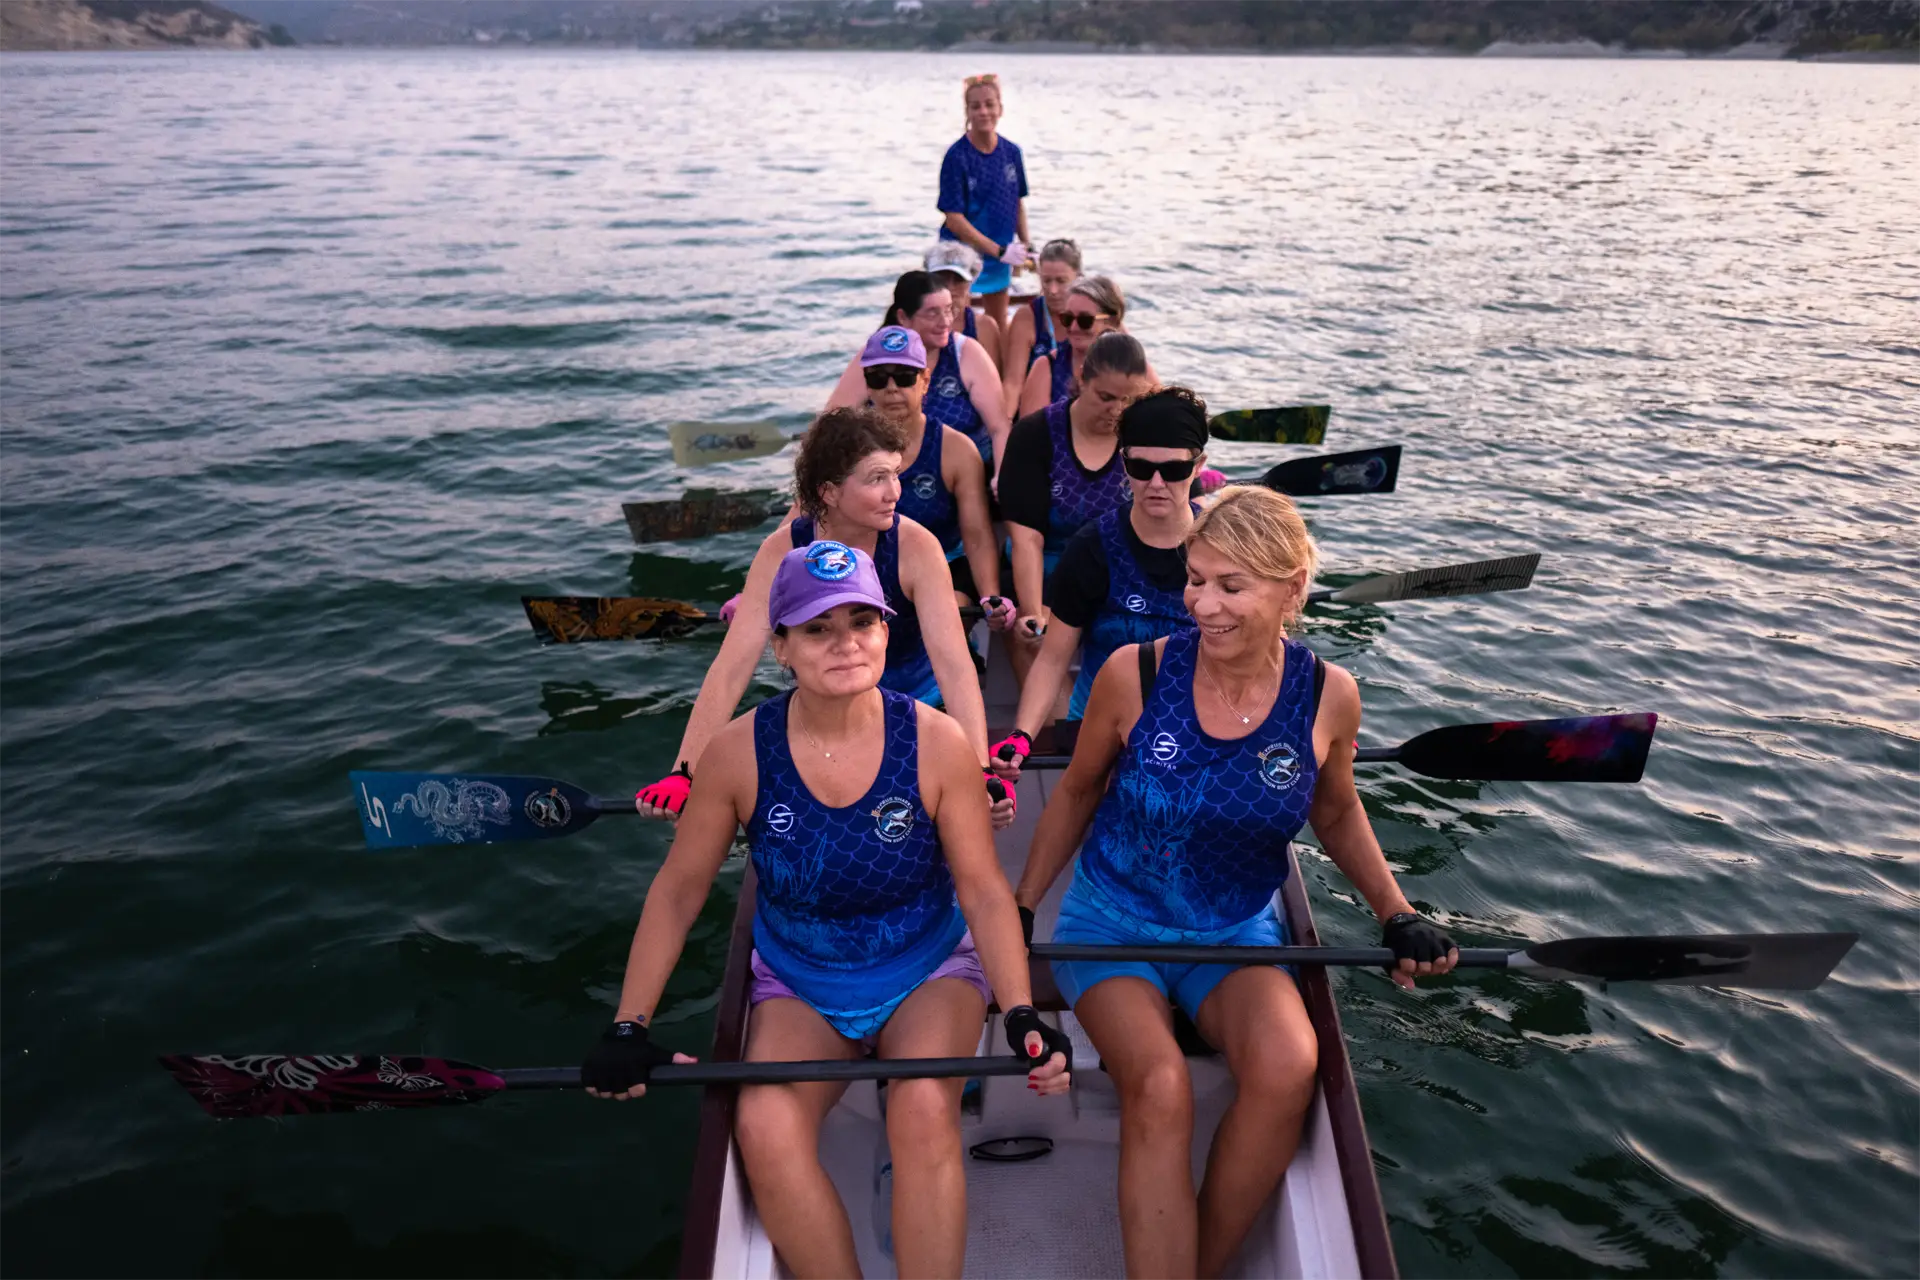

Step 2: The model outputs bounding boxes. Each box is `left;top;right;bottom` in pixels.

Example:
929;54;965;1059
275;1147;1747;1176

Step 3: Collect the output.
523;788;572;828
1258;743;1301;790
805;540;857;582
912;473;939;500
872;797;916;843
936;377;962;400
881;328;909;353
766;803;795;835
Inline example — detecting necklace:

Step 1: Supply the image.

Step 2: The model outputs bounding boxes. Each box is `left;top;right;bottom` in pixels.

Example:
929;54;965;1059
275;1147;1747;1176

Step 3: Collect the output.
1199;654;1279;726
797;719;841;761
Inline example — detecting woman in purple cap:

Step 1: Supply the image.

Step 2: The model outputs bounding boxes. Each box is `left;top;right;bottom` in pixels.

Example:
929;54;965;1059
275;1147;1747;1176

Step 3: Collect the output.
827;270;1008;476
638;405;1017;830
586;542;1072;1278
860;324;1011;619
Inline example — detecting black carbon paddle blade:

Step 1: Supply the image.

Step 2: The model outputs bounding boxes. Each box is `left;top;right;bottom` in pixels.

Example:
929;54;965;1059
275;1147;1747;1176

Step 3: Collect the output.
1395;712;1657;782
1329;552;1541;605
621;490;784;544
1207;405;1329;445
1260;445;1400;497
522;596;716;644
159;1054;508;1118
1516;933;1858;990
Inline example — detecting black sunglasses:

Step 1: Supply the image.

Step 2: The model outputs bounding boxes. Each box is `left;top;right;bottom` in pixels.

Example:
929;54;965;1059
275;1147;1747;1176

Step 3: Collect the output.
1122;453;1198;483
1060;312;1109;331
863;365;920;390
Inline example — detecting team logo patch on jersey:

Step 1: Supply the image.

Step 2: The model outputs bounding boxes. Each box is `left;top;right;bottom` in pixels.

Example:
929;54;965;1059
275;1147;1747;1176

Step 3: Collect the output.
1050;479;1063;498
936;377;962;400
1150;732;1182;765
523;788;571;828
805;541;857;582
1258;743;1302;790
1003;163;1017;184
912;473;939;500
872;796;916;843
1124;594;1147;613
766;802;795;835
880;329;909;354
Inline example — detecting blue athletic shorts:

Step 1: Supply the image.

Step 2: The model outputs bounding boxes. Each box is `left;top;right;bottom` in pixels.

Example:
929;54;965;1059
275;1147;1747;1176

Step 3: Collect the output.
1047;872;1293;1021
973;257;1011;296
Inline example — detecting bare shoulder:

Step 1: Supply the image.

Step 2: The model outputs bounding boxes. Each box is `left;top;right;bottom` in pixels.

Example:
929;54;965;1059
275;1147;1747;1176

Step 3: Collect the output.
1315;656;1362;733
895;513;944;560
914;699;973;760
697;707;760;789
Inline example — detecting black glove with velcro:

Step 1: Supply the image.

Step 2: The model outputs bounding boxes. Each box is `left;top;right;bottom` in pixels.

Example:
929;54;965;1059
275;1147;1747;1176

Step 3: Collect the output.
1381;911;1456;971
582;1020;675;1095
1003;1005;1072;1073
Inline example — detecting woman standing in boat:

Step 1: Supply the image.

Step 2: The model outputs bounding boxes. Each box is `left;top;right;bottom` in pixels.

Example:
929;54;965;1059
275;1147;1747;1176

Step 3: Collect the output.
1015;275;1127;416
999;332;1155;672
635;406;1012;829
587;544;1072;1278
923;240;999;371
862;325;1010;616
999;236;1081;416
828;271;1009;474
1014;487;1458;1278
937;73;1030;332
991;388;1207;777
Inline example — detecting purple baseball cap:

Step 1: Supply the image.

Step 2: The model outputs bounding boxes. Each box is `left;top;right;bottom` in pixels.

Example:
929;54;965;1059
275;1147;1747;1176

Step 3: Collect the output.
768;541;896;628
860;325;927;369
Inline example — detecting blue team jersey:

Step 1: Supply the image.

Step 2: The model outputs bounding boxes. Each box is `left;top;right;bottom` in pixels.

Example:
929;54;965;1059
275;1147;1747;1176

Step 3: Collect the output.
937;135;1027;250
1076;628;1322;931
790;516;938;704
1068;507;1193;721
1038;399;1130;572
747;689;966;1017
1047;339;1074;405
1025;295;1056;371
924;334;989;463
896;420;962;562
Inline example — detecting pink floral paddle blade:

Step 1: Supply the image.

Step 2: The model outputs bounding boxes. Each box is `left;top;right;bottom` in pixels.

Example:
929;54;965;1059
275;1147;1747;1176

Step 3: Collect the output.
158;1054;506;1118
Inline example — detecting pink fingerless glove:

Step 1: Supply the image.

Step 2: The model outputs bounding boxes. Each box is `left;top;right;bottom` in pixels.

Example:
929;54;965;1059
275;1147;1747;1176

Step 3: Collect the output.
1198;468;1228;495
637;765;692;816
992;730;1032;768
980;595;1017;630
984;769;1017;818
718;593;742;624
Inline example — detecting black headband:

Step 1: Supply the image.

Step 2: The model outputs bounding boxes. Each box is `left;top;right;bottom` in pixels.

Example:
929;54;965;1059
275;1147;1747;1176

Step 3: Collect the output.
1119;391;1208;452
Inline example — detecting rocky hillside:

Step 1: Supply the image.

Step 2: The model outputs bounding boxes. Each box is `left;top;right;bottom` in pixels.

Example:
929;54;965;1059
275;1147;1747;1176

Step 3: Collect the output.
0;0;293;50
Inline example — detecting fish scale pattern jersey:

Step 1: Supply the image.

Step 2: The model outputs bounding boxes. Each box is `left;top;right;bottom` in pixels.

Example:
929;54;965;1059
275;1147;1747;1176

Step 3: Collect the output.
746;689;966;1014
1077;628;1321;931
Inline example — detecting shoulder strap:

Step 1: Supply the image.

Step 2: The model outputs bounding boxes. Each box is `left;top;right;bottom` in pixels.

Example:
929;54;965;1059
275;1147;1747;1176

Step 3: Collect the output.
1137;640;1159;703
1310;651;1326;719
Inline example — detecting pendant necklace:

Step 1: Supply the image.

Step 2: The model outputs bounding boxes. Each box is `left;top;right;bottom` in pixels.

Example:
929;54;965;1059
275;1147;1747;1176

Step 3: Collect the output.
1200;656;1278;726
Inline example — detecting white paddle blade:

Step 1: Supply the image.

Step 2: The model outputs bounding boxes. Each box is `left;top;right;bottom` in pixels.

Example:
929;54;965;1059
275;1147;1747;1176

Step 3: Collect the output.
669;421;792;469
1331;553;1542;605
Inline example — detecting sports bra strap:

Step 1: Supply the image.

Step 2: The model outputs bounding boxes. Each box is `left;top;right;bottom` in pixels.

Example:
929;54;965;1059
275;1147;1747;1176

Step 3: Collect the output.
1137;640;1159;702
1311;652;1325;719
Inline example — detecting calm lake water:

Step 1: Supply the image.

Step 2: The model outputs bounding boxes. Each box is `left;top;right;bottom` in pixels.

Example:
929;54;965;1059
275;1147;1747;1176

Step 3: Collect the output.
2;48;1915;1279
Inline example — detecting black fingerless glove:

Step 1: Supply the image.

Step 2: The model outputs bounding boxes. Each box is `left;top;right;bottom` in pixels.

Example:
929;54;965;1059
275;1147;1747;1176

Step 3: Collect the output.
1003;1004;1072;1072
582;1020;674;1093
1381;912;1455;968
1017;906;1035;948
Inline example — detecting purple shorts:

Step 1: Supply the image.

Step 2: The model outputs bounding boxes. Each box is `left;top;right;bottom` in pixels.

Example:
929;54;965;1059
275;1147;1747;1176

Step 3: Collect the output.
749;931;993;1042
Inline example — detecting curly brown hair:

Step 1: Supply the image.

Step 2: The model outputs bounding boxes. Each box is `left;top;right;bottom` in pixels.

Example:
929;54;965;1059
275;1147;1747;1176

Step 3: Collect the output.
793;407;910;518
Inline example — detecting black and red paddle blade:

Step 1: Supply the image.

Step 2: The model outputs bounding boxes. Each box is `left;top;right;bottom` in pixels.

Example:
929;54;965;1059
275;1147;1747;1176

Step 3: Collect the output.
1520;932;1858;990
1394;712;1657;782
159;1054;508;1118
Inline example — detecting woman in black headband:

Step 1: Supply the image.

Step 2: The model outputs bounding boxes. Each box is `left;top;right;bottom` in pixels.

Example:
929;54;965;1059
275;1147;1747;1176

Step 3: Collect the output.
991;387;1211;777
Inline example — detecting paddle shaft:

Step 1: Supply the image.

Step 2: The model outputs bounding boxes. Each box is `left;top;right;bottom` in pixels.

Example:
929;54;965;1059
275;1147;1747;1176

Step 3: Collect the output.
499;1055;1031;1091
1033;943;1500;967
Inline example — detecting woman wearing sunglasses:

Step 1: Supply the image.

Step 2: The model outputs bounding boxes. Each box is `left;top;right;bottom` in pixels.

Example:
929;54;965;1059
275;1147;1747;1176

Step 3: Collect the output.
829;270;1010;475
635;404;1016;833
924;240;1001;372
937;72;1031;332
862;325;1013;624
998;332;1155;677
991;388;1209;780
1016;275;1127;416
998;236;1080;417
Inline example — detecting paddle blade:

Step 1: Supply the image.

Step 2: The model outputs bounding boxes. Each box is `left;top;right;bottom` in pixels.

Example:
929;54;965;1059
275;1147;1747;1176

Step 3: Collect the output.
523;596;713;644
622;490;784;543
159;1054;506;1118
349;772;607;848
1395;713;1657;782
1260;445;1400;497
1330;553;1541;605
1517;932;1857;990
1207;405;1329;445
670;421;794;468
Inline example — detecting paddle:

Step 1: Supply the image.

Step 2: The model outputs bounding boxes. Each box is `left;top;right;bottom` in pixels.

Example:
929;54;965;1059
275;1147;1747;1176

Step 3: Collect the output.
669;421;794;468
624;489;788;544
1035;931;1856;991
1307;552;1541;606
1256;445;1400;497
1024;712;1657;781
1207;405;1330;445
159;1052;1034;1119
523;599;985;644
350;771;632;848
